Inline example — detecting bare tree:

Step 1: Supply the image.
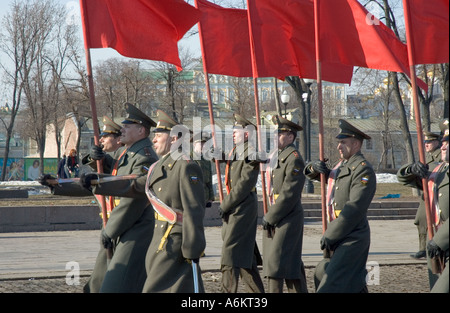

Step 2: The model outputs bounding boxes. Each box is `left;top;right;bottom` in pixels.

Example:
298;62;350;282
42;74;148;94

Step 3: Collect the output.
0;0;51;180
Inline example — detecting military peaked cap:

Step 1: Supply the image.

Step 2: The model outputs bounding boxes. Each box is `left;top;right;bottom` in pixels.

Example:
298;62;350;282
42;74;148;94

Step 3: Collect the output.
272;115;303;132
336;119;371;141
440;119;449;142
424;132;440;142
100;116;121;137
122;102;156;129
153;109;180;133
233;114;256;128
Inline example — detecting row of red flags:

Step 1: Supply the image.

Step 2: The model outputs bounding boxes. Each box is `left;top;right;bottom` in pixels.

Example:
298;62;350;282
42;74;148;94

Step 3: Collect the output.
80;0;449;86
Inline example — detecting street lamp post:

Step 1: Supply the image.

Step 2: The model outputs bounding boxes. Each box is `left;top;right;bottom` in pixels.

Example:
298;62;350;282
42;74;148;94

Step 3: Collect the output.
303;79;314;194
281;90;290;117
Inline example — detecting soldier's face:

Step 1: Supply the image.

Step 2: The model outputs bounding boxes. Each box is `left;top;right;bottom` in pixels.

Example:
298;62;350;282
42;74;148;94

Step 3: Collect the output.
120;124;145;147
441;141;448;163
233;129;247;145
152;132;173;156
424;140;439;152
277;131;294;150
100;135;121;153
337;137;361;160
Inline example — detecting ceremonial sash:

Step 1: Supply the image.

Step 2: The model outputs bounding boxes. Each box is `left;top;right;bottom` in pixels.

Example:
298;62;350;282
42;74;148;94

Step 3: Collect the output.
144;161;182;225
326;161;343;223
427;163;445;231
224;147;236;195
265;150;278;205
145;160;184;252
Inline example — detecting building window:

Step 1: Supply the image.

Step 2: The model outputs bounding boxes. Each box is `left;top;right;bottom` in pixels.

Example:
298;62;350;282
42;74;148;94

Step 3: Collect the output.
365;140;373;150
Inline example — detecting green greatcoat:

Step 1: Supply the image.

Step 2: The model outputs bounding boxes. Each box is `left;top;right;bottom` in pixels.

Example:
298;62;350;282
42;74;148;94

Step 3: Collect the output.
397;162;449;292
220;142;260;269
413;149;442;247
305;152;376;293
84;152;207;292
263;144;306;279
54;137;158;293
143;152;206;292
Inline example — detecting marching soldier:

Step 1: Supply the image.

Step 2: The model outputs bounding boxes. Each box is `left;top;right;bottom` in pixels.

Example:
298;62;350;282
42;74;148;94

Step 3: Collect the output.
263;115;308;293
305;119;376;293
410;131;442;260
429;120;449;293
42;103;158;292
82;116;124;170
81;115;123;292
85;110;206;292
397;120;449;292
192;132;215;207
219;114;265;293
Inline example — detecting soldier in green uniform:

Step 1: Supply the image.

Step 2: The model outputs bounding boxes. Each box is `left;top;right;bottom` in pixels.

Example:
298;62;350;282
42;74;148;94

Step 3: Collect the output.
192;132;215;207
304;119;376;293
262;115;308;293
410;132;442;259
41;103;158;292
219;114;265;293
81;115;123;292
82;116;124;168
397;120;449;292
429;120;449;293
86;110;207;293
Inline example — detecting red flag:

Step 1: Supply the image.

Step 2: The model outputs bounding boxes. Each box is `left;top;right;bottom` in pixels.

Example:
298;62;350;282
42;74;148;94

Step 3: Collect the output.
405;0;449;64
79;0;200;71
318;0;427;90
196;0;252;77
247;0;353;84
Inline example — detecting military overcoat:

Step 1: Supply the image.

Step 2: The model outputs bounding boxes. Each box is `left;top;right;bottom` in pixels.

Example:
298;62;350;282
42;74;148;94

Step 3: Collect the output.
263;144;306;279
142;152;206;292
397;163;449;292
78;137;157;292
220;142;260;269
414;149;442;231
305;152;376;292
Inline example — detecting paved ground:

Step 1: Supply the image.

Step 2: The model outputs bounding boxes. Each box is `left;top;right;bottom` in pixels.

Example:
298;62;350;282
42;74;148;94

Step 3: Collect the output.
0;220;432;293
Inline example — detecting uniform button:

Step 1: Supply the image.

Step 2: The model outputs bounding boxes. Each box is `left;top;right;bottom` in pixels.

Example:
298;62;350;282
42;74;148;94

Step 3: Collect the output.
336;186;339;190
161;224;164;228
158;187;162;191
439;193;442;197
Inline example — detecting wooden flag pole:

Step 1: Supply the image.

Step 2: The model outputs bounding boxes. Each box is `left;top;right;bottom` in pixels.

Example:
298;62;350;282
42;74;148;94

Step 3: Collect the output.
314;0;328;234
402;0;434;241
195;0;224;202
79;0;109;230
246;0;269;217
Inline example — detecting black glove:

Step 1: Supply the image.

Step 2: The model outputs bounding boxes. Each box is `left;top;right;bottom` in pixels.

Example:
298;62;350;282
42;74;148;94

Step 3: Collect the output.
410;162;429;179
426;240;441;259
79;172;99;190
38;174;56;187
90;145;106;161
320;236;332;251
101;229;113;250
262;217;273;230
218;207;230;220
312;160;330;176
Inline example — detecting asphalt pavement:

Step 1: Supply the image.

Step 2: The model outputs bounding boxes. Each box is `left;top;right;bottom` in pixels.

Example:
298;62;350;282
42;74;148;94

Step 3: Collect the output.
0;219;425;281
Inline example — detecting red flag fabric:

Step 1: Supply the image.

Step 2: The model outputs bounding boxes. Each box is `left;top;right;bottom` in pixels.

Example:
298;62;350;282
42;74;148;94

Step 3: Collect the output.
405;0;449;65
196;0;252;77
318;0;427;90
247;0;353;83
79;0;200;71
